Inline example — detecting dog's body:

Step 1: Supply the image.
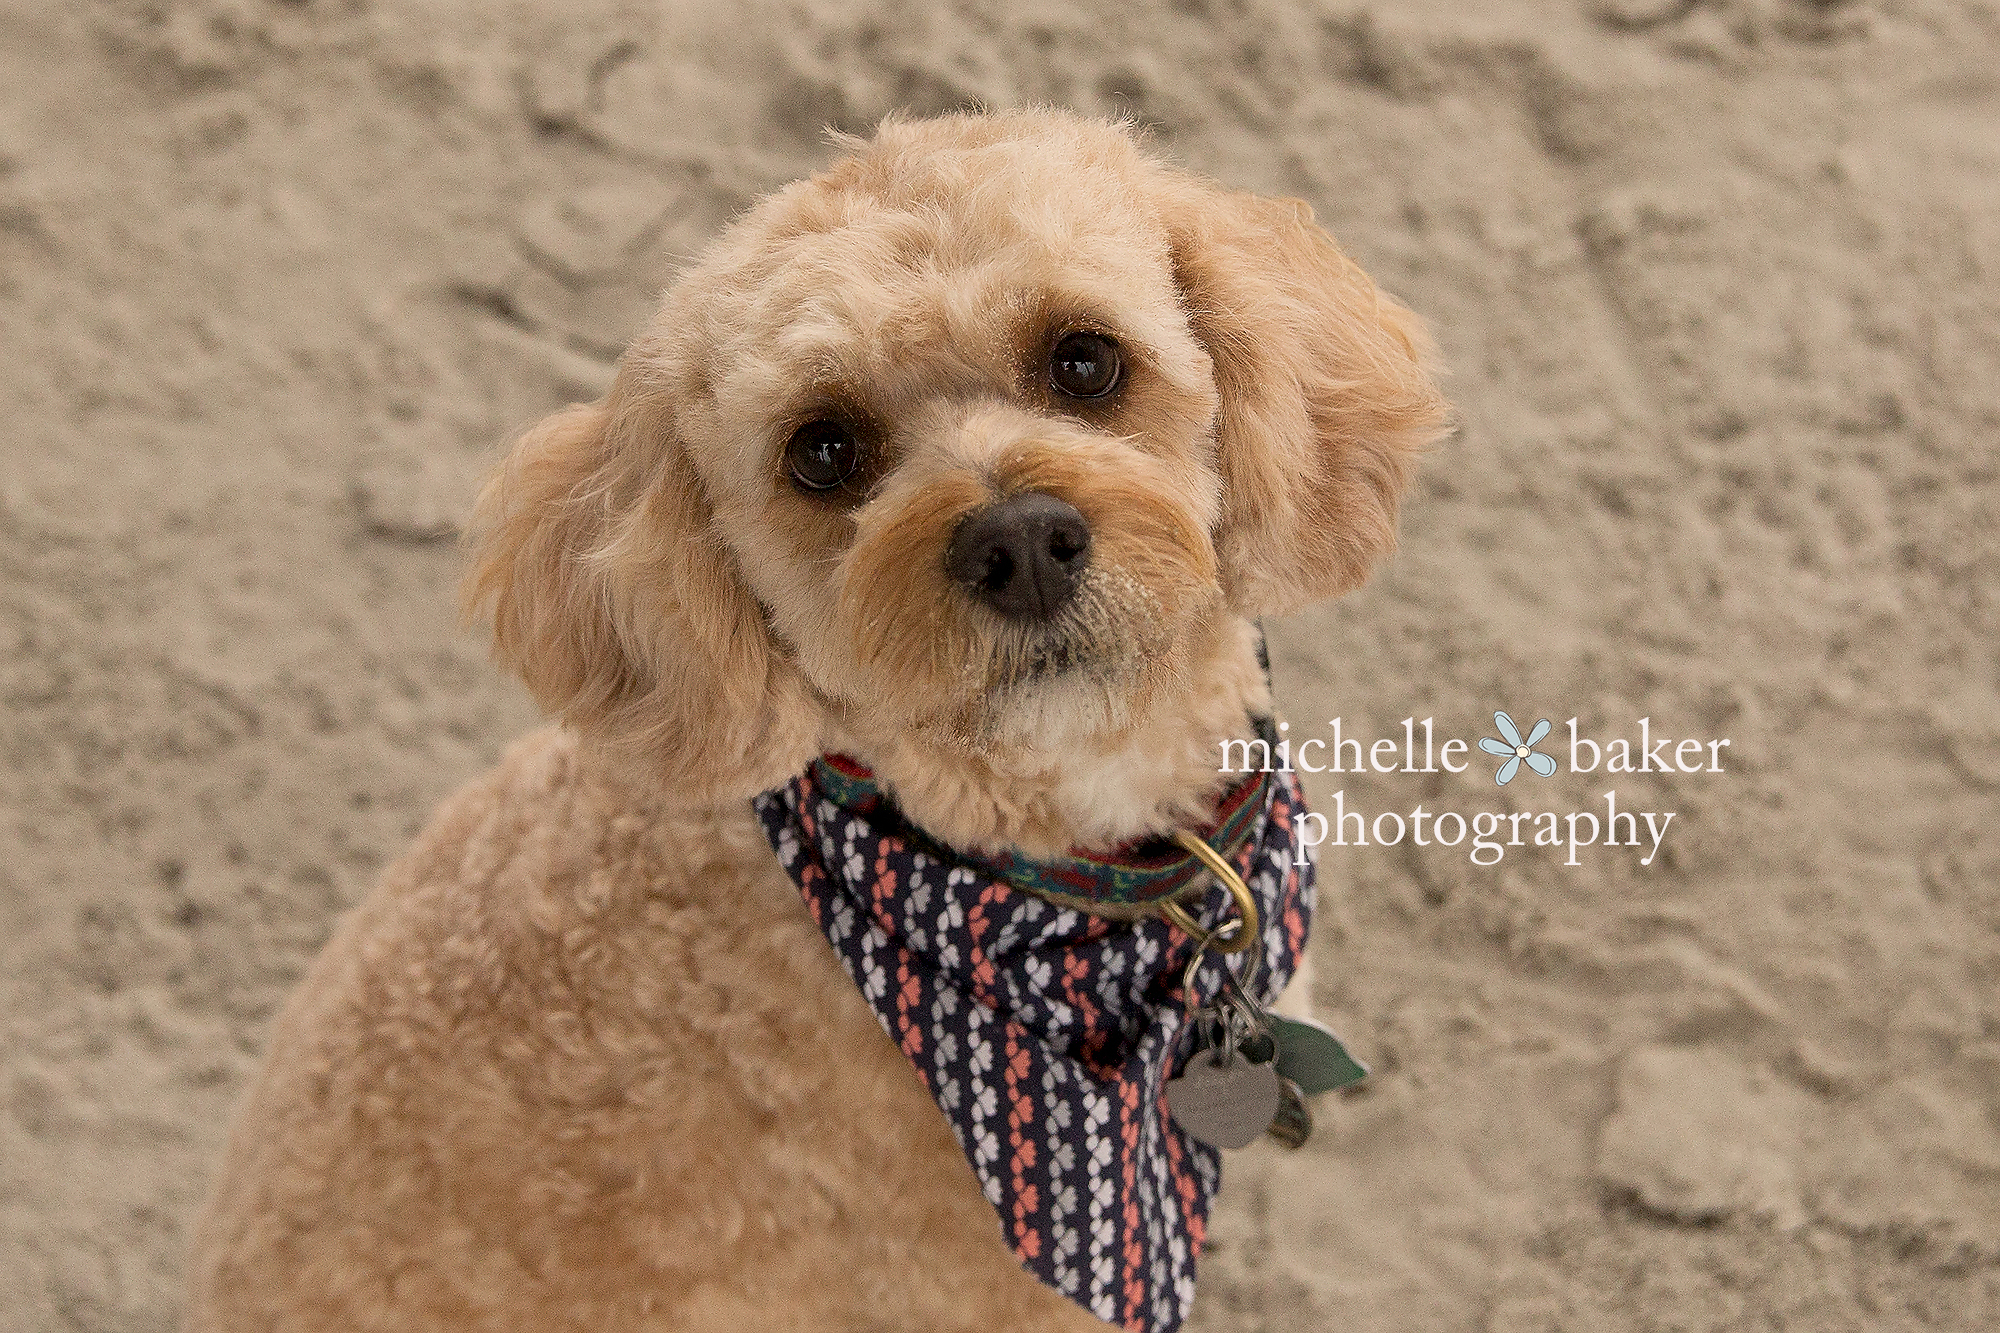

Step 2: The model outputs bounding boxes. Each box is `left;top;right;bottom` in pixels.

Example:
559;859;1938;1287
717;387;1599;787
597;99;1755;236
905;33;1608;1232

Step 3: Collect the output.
190;724;1107;1329
187;111;1445;1330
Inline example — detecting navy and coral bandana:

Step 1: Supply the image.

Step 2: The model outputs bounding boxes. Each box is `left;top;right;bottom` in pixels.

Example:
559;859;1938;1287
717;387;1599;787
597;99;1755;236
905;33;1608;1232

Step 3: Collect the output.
751;747;1314;1333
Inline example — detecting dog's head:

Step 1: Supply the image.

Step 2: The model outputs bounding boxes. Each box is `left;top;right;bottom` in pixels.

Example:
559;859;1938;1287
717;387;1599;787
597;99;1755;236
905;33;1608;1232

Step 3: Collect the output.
465;111;1447;807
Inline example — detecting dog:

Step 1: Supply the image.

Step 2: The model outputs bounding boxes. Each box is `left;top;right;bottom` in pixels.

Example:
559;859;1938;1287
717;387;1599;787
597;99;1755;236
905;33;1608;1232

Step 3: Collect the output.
185;109;1446;1332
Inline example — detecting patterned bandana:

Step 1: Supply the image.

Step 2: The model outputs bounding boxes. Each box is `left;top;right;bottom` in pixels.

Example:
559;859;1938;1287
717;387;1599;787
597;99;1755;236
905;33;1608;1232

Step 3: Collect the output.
751;745;1314;1333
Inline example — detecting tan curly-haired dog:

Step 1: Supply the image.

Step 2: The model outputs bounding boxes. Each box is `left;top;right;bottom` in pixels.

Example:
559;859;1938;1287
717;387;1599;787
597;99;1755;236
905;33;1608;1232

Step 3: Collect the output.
186;110;1446;1331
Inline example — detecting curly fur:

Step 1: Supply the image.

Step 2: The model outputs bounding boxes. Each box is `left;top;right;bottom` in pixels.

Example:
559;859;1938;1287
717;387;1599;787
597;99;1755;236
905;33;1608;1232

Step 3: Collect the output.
186;109;1447;1331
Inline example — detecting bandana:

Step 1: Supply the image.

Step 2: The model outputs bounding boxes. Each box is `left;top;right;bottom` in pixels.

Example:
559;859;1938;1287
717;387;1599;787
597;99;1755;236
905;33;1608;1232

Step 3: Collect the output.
751;741;1314;1333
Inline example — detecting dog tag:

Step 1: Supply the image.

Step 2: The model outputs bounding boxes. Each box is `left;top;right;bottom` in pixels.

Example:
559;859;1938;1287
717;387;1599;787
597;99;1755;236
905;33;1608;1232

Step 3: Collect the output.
1271;1015;1368;1096
1167;1049;1282;1150
1265;1076;1312;1149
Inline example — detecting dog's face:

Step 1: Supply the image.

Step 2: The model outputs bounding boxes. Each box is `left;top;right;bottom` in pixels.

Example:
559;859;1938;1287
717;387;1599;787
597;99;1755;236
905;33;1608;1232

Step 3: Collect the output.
683;124;1229;751
467;112;1447;808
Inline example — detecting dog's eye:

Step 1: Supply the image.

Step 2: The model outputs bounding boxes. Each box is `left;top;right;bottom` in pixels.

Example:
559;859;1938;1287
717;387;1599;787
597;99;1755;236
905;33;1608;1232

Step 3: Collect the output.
1049;331;1122;399
786;420;861;492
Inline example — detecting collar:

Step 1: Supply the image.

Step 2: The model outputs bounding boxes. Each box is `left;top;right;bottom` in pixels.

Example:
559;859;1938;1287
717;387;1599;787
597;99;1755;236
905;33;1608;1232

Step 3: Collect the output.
805;715;1283;914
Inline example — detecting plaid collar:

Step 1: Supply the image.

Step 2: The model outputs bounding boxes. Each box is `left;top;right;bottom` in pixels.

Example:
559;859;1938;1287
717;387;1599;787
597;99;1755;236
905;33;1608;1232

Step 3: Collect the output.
805;717;1281;913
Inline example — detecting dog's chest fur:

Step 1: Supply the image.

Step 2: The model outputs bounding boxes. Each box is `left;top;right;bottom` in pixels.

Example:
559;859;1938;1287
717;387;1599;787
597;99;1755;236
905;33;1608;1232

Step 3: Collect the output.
188;725;1104;1331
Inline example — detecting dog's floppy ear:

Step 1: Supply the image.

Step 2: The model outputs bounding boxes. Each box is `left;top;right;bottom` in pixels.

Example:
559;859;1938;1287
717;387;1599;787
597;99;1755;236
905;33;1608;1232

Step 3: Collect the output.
463;373;821;797
1156;176;1450;616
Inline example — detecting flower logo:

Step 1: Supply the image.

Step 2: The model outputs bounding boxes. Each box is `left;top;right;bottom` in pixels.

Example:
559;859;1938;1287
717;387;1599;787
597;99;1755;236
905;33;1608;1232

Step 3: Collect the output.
1479;711;1557;785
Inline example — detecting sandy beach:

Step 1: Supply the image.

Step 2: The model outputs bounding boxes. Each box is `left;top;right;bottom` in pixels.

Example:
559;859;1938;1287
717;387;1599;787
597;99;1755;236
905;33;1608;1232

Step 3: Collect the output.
3;1;1997;1328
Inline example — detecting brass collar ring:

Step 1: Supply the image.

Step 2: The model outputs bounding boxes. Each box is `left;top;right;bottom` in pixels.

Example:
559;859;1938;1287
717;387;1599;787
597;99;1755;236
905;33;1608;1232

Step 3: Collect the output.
1157;829;1260;956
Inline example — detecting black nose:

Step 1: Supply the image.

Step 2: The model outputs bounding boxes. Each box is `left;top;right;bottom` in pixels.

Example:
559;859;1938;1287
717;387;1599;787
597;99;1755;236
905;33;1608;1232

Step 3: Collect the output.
944;492;1092;621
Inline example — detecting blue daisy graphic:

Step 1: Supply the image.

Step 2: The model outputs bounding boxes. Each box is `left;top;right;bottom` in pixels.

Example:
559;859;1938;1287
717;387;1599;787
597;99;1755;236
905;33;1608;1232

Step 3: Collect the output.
1479;711;1557;785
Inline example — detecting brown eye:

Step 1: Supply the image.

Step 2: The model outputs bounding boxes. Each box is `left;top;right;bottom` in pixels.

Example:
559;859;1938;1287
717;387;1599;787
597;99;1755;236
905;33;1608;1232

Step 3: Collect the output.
786;419;861;492
1049;331;1122;399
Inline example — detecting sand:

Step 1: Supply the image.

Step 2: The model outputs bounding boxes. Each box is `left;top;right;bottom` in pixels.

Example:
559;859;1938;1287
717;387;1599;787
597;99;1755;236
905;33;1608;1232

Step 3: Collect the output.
2;0;1997;1329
